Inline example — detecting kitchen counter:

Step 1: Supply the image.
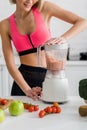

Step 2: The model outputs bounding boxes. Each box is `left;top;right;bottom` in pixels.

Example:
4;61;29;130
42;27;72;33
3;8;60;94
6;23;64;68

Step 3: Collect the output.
67;60;87;66
0;96;87;130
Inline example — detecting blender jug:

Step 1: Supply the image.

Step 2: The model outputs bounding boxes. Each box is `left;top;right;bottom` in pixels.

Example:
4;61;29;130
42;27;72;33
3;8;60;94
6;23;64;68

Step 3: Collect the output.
42;43;70;103
45;43;68;78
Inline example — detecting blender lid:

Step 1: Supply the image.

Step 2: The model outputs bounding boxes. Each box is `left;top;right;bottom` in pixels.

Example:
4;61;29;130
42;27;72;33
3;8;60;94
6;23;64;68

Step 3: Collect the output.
45;43;68;51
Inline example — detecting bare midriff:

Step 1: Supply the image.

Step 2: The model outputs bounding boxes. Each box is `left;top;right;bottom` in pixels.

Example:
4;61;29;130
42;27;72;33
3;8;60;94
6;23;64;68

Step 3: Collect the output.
19;50;47;68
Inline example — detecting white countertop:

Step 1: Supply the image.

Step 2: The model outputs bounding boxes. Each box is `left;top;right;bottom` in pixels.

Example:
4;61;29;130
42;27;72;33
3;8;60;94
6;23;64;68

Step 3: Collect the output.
0;96;87;130
67;61;87;66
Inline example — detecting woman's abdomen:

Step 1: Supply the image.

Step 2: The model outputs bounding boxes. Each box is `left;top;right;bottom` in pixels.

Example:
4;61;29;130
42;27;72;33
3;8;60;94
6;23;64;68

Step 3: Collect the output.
19;51;47;68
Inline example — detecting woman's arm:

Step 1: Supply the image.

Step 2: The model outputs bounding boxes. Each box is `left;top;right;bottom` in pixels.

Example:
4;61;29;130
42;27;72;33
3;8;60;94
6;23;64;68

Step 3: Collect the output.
44;1;87;44
0;20;41;100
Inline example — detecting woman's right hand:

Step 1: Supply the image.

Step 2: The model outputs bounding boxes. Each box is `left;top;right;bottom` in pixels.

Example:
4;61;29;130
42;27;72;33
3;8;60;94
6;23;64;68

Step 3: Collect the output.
25;87;42;100
45;37;67;45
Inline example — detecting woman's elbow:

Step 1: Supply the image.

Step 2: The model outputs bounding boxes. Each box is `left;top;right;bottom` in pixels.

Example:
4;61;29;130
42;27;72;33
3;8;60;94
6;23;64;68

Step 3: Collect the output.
76;17;87;28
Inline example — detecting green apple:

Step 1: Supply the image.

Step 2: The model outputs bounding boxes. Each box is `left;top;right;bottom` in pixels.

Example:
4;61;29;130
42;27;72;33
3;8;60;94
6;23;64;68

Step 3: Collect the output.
0;109;5;123
9;100;24;116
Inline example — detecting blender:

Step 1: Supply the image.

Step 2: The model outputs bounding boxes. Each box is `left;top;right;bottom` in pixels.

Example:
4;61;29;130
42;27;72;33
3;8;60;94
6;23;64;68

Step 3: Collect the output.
42;43;70;103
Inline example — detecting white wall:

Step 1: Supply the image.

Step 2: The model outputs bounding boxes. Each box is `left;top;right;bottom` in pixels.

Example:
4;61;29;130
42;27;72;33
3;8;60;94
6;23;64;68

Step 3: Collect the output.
0;0;15;20
0;0;16;56
0;0;87;51
0;0;87;52
49;0;87;50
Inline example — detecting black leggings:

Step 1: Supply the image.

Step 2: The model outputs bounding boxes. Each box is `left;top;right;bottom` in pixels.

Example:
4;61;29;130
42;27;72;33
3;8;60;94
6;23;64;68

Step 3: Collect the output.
11;64;47;96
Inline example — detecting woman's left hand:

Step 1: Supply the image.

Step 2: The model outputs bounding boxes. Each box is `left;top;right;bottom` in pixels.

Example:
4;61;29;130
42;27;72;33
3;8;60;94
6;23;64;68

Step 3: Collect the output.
32;87;42;97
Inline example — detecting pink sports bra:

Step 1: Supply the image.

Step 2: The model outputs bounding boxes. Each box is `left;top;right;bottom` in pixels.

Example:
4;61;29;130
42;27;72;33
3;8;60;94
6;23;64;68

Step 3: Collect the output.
9;7;51;56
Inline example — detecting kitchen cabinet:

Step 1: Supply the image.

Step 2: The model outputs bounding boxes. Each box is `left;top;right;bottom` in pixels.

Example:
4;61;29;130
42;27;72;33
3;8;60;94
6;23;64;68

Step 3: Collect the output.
66;61;87;96
0;66;2;96
0;64;12;96
1;65;9;96
0;57;14;96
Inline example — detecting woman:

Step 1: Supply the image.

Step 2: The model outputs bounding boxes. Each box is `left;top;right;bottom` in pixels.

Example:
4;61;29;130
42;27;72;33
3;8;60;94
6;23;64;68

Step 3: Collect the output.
0;0;87;100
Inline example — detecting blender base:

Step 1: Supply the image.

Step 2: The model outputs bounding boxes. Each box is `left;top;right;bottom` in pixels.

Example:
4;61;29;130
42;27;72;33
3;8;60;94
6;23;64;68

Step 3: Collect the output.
42;77;70;103
42;100;68;104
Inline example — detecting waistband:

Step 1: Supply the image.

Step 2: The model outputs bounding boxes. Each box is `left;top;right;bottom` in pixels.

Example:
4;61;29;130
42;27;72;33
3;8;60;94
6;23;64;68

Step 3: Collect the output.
19;64;47;73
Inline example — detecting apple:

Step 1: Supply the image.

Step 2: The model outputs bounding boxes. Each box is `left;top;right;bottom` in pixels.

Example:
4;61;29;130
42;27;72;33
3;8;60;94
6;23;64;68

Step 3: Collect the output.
9;100;24;116
0;109;5;123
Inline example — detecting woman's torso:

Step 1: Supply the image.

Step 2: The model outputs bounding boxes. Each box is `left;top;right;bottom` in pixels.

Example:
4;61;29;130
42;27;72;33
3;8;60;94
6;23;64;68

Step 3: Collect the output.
9;6;51;68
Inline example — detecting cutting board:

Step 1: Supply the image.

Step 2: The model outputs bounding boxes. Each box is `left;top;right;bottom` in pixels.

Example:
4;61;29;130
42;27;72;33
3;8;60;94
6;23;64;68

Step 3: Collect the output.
0;99;13;110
